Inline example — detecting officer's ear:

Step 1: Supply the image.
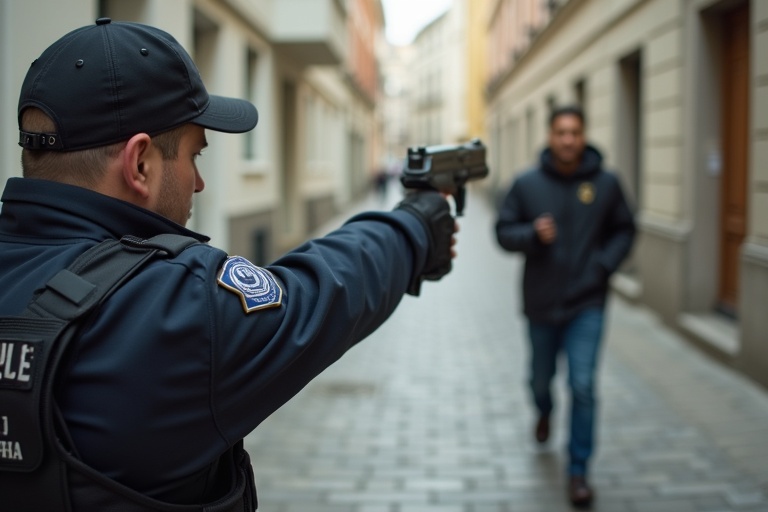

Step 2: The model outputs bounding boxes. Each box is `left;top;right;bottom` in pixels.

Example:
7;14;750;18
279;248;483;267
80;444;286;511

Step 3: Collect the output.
121;133;158;199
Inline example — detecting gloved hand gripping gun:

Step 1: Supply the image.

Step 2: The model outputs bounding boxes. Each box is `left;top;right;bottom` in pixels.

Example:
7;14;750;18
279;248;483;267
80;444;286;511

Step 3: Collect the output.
400;138;490;216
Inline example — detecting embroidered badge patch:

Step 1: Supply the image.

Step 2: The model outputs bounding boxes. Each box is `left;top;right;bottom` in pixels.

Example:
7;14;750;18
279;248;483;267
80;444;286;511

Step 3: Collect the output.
217;256;283;313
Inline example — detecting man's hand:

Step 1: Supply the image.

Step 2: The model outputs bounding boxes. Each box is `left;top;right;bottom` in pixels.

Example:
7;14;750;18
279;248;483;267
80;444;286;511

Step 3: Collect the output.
396;191;458;294
534;214;557;245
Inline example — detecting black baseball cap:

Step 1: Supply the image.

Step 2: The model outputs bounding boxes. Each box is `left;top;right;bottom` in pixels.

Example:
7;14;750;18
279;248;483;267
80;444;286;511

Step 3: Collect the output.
18;18;258;151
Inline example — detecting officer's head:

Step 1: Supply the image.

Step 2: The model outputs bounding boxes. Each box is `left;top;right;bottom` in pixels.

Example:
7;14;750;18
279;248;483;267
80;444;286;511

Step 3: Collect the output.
547;105;586;174
17;18;258;226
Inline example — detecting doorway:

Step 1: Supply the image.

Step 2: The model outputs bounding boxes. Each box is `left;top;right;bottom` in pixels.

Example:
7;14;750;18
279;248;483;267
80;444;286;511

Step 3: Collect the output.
618;50;642;209
717;2;750;317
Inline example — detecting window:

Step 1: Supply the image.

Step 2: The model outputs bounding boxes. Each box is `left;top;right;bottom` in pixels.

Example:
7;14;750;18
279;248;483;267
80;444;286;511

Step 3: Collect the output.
574;78;586;108
243;47;259;160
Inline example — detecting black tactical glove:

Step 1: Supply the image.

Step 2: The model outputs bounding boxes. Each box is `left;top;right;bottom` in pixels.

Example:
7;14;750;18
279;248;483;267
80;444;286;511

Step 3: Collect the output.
396;191;454;295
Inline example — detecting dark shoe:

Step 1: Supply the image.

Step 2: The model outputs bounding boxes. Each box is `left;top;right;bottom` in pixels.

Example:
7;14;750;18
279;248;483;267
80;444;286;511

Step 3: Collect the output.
534;414;550;444
568;475;594;508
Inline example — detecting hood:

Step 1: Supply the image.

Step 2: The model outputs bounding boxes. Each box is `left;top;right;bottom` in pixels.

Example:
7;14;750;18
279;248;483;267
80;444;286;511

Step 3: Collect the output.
540;144;603;180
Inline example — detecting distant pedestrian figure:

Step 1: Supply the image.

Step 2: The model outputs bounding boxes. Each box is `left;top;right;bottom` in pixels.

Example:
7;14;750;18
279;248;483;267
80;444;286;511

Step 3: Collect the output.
374;166;389;202
495;105;635;508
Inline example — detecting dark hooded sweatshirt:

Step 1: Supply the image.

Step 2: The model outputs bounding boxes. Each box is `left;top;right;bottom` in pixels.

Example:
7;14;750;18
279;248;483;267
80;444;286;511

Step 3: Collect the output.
495;145;636;324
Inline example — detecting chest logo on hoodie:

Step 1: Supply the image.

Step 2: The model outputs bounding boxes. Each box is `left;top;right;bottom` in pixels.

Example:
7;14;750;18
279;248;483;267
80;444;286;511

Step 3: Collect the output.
218;256;283;313
578;182;595;205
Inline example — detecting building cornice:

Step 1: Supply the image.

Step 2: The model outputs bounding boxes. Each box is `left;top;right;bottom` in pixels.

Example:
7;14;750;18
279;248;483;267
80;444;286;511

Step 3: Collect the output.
486;0;655;100
486;0;579;98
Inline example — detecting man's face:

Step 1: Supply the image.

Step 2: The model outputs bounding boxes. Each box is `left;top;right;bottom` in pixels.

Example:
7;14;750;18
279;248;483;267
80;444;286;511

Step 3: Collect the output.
155;124;207;226
548;114;586;171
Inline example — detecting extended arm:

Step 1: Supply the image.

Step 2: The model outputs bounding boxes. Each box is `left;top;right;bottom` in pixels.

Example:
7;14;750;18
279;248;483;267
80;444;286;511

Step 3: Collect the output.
213;193;454;441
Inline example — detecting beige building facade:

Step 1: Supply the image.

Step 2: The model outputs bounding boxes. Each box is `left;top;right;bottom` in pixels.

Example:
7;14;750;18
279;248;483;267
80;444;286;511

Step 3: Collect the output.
487;0;768;387
409;1;470;146
1;0;381;264
377;43;414;168
376;0;489;179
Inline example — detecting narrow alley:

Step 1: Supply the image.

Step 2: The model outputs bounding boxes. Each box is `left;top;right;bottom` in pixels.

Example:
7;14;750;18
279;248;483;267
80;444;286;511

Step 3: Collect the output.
247;186;768;512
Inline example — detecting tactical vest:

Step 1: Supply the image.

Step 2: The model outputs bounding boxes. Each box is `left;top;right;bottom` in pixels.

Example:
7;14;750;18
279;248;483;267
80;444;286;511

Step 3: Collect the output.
0;234;257;512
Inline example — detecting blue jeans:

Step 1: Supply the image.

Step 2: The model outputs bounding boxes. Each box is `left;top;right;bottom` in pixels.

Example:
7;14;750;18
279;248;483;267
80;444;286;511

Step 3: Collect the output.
528;307;605;477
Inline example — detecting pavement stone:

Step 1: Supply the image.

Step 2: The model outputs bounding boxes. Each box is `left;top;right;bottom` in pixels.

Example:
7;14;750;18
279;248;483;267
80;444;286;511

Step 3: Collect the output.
246;185;768;512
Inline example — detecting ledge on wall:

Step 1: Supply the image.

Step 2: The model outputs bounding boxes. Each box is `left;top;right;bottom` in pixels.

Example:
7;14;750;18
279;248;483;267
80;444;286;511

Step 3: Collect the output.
611;272;642;302
678;312;739;359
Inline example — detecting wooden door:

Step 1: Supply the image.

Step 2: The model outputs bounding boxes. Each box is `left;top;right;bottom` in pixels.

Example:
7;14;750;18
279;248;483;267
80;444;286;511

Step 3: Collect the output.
718;3;750;316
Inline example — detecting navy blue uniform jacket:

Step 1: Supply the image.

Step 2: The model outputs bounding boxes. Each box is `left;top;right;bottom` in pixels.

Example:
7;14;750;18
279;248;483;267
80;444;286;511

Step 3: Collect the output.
0;177;430;502
495;145;636;324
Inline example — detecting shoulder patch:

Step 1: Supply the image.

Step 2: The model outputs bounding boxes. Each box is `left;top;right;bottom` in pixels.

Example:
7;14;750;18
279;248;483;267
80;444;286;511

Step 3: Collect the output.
217;256;283;313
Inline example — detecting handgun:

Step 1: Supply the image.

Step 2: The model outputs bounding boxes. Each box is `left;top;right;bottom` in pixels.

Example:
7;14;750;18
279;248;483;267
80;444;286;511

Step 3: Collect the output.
400;138;490;216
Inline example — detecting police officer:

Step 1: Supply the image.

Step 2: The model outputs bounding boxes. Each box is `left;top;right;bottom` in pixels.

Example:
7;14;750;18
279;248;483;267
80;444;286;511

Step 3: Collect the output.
0;19;456;511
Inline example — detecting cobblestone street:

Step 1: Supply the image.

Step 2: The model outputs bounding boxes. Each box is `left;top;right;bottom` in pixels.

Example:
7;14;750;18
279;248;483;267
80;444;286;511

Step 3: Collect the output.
246;185;768;512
